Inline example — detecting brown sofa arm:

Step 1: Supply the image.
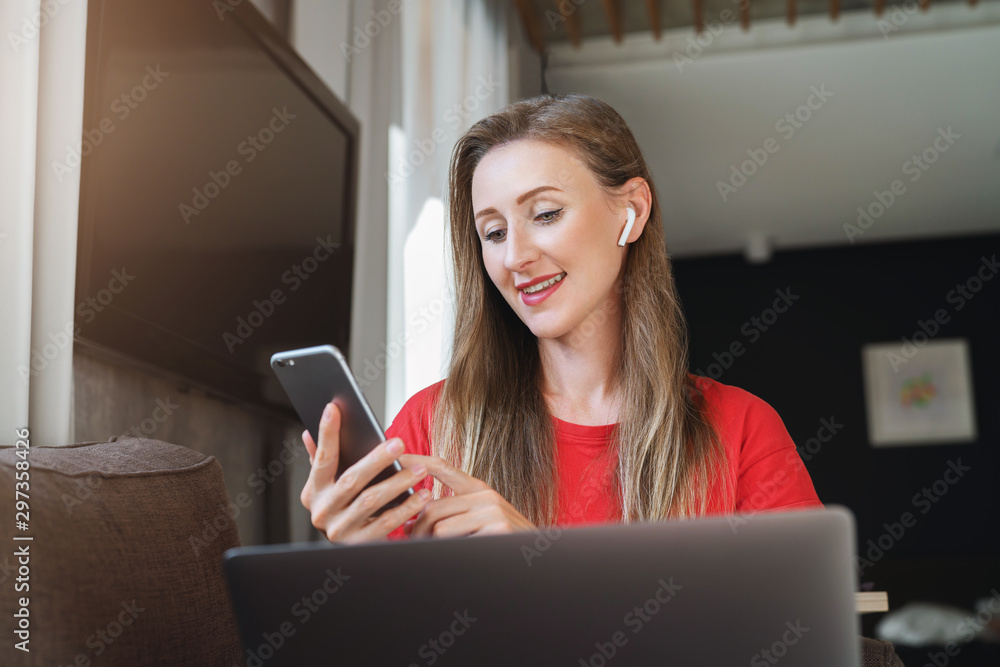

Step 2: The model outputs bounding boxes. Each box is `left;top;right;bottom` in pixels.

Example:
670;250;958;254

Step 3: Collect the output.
861;635;906;666
0;436;244;666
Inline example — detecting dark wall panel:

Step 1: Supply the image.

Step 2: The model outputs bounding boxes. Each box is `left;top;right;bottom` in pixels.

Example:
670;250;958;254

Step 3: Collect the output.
673;232;999;609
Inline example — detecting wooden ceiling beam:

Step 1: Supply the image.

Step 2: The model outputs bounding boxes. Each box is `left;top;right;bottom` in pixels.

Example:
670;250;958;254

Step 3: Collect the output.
554;0;583;48
513;0;545;54
600;0;623;44
644;0;662;41
692;0;704;34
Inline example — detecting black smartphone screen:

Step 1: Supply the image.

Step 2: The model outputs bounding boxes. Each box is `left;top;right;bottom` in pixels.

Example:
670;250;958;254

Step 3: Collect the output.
271;345;412;516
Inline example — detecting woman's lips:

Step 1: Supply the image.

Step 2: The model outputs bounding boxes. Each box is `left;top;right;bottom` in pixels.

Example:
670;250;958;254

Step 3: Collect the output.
520;273;565;306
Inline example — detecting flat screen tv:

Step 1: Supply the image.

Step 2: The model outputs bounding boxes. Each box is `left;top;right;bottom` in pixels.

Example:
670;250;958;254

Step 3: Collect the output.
75;0;359;415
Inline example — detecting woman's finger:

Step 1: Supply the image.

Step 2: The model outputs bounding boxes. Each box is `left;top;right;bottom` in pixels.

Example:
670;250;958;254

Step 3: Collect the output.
416;505;496;539
312;402;341;474
302;428;316;465
355;487;432;543
398;454;489;495
331;441;427;528
408;494;475;538
315;462;430;543
301;402;341;511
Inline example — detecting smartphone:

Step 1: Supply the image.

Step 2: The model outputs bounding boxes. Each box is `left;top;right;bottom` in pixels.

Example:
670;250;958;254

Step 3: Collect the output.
270;345;413;516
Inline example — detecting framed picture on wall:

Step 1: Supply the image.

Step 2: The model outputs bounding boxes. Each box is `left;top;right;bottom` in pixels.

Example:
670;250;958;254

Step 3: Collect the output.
861;338;977;446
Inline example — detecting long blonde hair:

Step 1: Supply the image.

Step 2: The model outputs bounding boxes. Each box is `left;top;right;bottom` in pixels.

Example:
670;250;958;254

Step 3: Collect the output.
430;93;733;525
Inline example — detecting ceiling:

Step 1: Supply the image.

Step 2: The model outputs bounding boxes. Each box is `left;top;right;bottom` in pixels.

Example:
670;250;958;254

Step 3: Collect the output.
515;0;982;47
526;2;1000;259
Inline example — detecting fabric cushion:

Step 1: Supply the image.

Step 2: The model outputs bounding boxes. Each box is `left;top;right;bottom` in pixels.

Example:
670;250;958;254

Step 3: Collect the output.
0;436;243;666
861;636;906;667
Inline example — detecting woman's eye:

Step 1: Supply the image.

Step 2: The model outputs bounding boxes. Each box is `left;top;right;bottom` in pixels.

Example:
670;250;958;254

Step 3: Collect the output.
485;229;506;243
536;208;563;223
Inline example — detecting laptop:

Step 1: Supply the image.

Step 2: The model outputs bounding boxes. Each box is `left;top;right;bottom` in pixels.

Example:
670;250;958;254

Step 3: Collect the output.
223;505;860;666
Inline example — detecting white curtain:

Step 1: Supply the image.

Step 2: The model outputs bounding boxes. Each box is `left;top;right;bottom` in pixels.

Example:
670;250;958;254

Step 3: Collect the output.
0;0;87;446
0;0;509;440
386;0;509;420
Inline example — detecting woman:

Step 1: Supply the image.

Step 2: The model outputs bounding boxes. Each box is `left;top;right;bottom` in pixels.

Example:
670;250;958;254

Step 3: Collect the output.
300;93;822;544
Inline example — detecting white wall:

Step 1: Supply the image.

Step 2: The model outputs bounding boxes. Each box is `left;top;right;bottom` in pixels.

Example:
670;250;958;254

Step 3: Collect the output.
545;4;1000;258
289;0;397;541
290;0;393;424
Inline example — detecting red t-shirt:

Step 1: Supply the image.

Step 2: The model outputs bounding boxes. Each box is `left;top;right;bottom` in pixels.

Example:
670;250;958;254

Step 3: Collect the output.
384;374;822;540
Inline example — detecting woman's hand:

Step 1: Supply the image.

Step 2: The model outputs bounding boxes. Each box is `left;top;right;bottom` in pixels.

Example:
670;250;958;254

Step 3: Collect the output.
399;454;536;538
299;402;433;544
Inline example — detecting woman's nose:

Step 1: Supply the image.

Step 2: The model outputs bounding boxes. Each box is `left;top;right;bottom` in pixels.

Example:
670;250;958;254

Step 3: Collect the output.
503;224;539;273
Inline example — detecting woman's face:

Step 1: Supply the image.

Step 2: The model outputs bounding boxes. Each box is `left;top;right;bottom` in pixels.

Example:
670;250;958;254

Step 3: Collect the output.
471;139;636;341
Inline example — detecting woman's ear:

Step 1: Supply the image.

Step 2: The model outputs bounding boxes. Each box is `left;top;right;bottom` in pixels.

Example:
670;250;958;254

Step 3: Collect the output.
619;177;652;245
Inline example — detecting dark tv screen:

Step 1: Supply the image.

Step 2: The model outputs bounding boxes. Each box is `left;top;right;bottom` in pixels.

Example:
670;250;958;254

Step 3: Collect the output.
76;0;359;413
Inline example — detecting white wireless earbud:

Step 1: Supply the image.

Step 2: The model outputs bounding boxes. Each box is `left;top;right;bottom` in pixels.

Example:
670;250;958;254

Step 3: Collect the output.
618;207;636;247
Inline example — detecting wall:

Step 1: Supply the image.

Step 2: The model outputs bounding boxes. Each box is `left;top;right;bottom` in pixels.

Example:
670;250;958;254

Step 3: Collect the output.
66;0;369;547
544;9;1000;259
507;0;543;101
72;0;402;548
290;0;393;426
73;348;306;547
673;231;999;610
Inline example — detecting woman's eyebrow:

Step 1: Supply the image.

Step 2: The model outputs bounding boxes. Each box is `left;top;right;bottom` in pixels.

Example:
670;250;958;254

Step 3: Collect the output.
474;185;563;221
